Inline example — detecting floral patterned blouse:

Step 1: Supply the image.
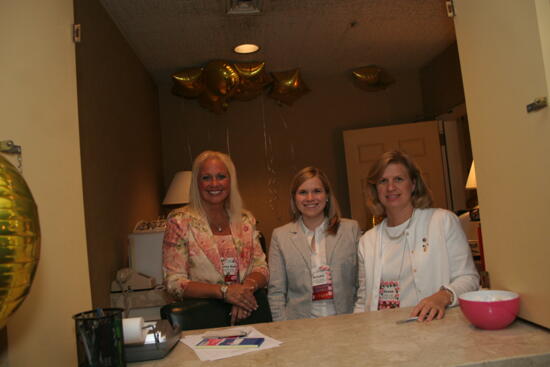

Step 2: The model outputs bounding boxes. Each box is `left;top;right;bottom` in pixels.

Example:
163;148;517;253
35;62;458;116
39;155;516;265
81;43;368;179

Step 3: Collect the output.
162;207;269;299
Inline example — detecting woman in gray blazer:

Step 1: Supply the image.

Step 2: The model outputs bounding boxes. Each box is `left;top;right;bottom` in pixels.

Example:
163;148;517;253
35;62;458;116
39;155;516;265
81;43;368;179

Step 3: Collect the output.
268;167;361;321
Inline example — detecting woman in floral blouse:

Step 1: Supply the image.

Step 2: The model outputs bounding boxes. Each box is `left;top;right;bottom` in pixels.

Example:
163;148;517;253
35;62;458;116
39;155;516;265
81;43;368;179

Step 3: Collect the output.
163;150;270;327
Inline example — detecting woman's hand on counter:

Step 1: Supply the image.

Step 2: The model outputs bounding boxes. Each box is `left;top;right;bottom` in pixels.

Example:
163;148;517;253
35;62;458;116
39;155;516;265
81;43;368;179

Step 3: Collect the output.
410;290;452;322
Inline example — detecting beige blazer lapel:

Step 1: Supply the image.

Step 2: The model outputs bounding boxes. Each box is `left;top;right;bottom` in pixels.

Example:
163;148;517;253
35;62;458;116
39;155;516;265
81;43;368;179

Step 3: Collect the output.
288;222;311;271
325;227;343;265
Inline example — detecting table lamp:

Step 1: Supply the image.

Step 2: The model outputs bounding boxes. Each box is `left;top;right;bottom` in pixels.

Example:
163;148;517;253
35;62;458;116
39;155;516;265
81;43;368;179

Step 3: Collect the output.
163;171;192;205
465;161;477;189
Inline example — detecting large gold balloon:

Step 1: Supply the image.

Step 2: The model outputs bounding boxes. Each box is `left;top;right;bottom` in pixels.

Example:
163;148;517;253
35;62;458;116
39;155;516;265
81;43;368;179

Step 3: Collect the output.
232;62;273;101
351;65;395;91
268;68;310;106
0;155;40;328
203;60;240;97
171;67;205;98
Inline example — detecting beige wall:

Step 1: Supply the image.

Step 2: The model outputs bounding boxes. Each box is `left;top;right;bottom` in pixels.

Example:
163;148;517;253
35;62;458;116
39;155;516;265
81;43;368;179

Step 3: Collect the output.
455;0;550;327
1;1;91;366
160;70;424;244
74;0;164;307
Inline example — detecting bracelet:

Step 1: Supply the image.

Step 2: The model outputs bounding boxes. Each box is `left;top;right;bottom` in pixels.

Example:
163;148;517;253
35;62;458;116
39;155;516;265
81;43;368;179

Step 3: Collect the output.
220;284;229;300
440;285;455;306
244;277;258;291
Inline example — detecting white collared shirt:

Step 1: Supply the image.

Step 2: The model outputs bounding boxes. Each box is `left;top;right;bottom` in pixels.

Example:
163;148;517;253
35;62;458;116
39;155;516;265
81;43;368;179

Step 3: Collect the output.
300;218;337;318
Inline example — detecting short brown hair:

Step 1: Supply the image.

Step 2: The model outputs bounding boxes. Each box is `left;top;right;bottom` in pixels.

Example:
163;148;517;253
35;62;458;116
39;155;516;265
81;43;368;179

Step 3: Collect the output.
289;167;341;234
366;150;433;217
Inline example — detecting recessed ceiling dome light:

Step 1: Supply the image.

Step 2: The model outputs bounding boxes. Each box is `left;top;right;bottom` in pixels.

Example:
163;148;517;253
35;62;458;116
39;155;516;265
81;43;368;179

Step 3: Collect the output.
233;43;260;54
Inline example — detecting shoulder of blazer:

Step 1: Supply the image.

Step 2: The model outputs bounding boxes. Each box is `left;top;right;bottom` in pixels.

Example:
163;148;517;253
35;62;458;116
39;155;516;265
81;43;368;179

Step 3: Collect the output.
428;207;456;221
240;210;256;224
272;221;299;236
359;223;379;244
423;207;459;231
338;218;359;230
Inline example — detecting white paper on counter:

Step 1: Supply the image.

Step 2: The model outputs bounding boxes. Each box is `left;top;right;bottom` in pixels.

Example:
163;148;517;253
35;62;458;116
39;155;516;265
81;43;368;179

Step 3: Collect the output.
180;326;282;361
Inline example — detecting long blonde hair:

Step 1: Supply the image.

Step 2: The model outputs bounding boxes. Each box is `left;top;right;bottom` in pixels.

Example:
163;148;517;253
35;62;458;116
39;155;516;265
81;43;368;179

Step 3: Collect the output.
188;150;244;224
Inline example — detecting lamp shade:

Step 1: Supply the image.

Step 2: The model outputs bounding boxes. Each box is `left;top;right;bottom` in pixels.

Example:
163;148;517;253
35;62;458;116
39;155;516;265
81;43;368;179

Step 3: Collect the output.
163;171;192;205
465;161;477;189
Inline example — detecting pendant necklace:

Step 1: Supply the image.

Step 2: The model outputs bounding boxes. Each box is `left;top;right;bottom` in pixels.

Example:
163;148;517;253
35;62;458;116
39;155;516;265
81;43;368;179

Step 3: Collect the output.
208;209;229;234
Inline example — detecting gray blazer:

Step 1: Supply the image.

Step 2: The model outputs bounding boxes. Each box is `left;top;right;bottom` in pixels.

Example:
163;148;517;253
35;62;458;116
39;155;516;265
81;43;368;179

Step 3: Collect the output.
267;218;360;321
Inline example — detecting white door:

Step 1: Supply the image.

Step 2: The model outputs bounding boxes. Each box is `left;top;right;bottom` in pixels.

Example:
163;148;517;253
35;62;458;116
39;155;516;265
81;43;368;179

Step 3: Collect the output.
343;120;448;230
454;0;550;328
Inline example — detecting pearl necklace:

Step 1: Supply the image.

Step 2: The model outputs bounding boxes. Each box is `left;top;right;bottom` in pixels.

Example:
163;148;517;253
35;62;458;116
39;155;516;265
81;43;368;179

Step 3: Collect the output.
384;209;415;240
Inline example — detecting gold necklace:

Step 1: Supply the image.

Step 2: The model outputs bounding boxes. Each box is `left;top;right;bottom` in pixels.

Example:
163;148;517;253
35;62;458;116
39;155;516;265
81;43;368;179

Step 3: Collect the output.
209;216;228;233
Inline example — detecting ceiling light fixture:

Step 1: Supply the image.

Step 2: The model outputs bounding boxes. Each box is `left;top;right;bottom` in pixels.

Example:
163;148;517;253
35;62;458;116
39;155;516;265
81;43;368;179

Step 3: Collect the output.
227;0;262;15
233;43;260;54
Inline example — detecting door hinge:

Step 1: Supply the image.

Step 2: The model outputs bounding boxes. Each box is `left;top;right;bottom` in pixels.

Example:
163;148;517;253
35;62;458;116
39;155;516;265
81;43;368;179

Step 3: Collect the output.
73;24;81;43
445;0;456;18
439;131;446;146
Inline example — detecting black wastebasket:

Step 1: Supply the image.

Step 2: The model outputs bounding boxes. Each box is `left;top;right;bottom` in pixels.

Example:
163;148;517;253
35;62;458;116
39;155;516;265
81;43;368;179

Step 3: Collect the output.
73;308;126;367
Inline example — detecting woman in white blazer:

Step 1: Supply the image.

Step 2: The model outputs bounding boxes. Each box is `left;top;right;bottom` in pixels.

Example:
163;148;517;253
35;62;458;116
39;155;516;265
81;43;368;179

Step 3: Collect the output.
268;167;360;321
353;151;479;322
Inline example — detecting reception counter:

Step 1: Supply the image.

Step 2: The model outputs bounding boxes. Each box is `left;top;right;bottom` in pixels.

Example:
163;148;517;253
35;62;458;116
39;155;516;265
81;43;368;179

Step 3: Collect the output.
130;307;550;366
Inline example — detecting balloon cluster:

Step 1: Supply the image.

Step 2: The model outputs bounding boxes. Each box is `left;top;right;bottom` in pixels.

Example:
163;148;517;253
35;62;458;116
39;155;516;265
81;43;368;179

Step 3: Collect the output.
171;61;309;113
351;65;395;92
0;155;41;328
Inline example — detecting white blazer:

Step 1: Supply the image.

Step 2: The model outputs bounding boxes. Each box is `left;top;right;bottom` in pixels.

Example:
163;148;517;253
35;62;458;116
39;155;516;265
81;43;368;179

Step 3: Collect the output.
354;208;479;312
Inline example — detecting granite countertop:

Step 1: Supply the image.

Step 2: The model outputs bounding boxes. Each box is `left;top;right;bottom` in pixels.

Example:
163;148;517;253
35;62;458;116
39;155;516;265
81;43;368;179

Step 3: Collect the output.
130;307;550;366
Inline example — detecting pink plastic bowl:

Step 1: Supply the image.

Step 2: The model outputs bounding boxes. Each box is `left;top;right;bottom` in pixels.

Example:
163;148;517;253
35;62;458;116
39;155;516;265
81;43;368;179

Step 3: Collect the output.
458;290;520;330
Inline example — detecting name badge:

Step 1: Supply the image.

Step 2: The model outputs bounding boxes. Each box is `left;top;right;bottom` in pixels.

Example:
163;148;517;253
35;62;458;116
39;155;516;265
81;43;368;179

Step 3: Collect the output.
312;266;334;301
221;257;238;284
378;280;400;310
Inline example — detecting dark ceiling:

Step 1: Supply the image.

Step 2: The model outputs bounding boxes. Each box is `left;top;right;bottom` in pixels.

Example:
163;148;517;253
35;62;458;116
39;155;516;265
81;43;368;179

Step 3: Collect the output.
100;0;456;86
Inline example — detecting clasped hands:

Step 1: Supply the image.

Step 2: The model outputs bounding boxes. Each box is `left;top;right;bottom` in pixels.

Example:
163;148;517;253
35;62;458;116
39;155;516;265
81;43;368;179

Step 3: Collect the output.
224;282;257;325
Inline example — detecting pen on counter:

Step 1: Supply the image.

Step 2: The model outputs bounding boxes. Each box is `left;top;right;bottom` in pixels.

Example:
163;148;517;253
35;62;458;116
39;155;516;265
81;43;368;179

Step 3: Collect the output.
202;330;250;339
395;316;419;324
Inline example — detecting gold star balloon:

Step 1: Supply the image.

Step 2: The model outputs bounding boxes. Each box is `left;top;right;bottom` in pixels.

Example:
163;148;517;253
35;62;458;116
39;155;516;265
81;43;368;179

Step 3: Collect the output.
0;155;40;328
268;68;310;106
232;62;273;101
351;65;395;92
171;67;205;98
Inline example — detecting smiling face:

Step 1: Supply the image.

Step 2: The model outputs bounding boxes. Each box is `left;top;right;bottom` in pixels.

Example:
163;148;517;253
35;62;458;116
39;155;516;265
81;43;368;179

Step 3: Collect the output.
294;176;327;225
376;163;415;214
197;158;231;207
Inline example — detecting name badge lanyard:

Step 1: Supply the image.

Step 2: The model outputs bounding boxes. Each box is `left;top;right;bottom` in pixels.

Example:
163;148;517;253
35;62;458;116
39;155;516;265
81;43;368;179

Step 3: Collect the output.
377;210;418;308
310;233;334;301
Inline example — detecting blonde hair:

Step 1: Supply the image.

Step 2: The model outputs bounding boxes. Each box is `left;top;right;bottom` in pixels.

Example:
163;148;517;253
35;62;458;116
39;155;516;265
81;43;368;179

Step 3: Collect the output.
366;150;433;217
289;167;341;234
188;150;244;224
